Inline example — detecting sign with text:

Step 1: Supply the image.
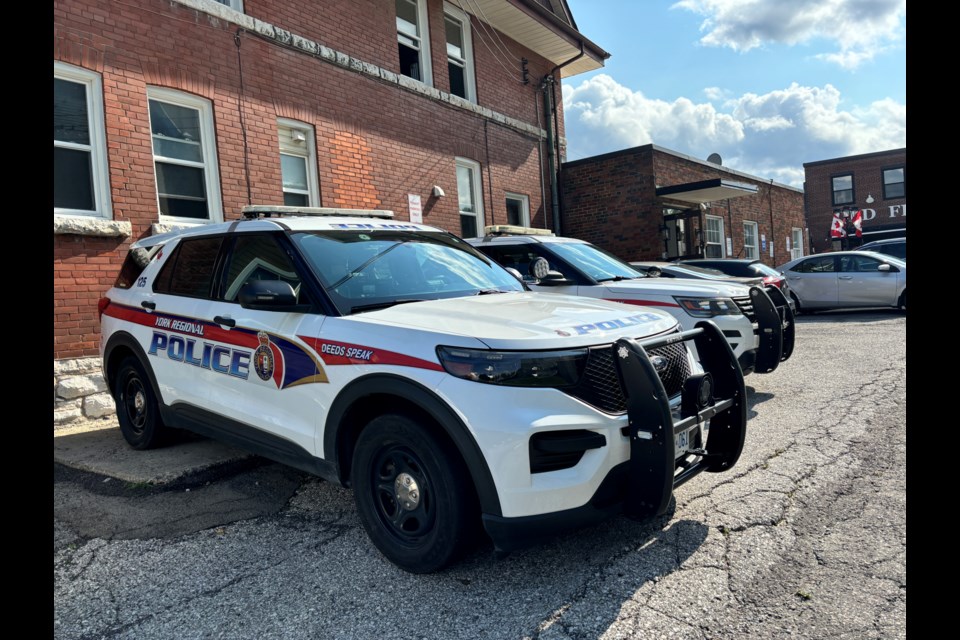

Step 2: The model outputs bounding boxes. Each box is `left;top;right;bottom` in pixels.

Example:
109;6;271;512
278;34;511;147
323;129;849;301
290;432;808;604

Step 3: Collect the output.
408;194;423;223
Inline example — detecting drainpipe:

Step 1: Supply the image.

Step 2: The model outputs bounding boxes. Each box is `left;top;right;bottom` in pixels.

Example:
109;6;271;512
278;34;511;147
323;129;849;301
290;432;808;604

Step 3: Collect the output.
543;42;584;235
768;179;776;262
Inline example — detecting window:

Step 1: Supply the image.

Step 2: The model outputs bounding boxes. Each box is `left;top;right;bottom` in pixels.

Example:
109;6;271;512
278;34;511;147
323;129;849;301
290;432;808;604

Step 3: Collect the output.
883;167;905;199
505;193;530;227
396;0;432;85
831;174;854;206
791;228;804;260
742;221;758;259
212;0;243;10
222;235;308;303
153;237;224;298
444;2;476;102
147;88;222;222
54;62;111;218
278;120;319;207
704;216;725;258
839;254;883;273
791;256;834;274
456;158;484;238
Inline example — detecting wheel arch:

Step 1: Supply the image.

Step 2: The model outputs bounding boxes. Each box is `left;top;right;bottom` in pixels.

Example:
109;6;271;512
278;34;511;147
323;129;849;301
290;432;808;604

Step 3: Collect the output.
103;332;162;404
324;374;502;518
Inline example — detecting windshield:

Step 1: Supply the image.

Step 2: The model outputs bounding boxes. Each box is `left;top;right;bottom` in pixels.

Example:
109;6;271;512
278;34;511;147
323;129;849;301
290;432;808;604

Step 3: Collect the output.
290;229;525;314
547;242;646;282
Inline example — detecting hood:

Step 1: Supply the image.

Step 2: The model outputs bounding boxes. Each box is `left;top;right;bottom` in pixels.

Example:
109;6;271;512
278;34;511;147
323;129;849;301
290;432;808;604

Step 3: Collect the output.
602;277;751;298
348;292;679;349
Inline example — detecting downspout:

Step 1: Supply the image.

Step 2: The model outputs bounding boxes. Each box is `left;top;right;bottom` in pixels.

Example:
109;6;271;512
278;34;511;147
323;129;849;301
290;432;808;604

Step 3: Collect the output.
543;42;584;235
768;179;776;262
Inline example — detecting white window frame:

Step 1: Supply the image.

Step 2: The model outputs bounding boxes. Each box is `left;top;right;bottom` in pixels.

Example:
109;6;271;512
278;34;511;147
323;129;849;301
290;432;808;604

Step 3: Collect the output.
54;62;112;219
505;193;530;227
211;0;244;12
146;87;223;224
396;0;433;86
704;215;725;258
277;118;319;207
443;2;476;103
455;157;484;238
791;227;805;260
742;220;759;259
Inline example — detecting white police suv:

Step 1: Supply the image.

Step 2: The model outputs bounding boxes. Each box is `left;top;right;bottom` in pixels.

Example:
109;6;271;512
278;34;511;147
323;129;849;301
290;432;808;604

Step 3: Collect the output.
99;206;747;573
468;227;794;376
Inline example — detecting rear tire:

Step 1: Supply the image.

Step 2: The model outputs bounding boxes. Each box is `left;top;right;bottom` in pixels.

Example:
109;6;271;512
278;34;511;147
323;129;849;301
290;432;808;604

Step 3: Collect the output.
114;356;167;450
351;414;473;573
898;290;906;313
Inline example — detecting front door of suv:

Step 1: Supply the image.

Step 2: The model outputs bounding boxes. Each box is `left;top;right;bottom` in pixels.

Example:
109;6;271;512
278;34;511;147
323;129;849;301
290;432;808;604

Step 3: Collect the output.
202;232;330;457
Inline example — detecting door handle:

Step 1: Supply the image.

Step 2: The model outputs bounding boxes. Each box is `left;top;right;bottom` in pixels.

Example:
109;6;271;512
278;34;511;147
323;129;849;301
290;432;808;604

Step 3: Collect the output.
141;301;156;310
213;315;236;328
838;276;853;280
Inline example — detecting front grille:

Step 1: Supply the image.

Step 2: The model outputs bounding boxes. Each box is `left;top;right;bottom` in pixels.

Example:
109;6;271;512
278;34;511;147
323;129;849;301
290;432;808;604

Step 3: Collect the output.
565;332;692;414
732;295;755;322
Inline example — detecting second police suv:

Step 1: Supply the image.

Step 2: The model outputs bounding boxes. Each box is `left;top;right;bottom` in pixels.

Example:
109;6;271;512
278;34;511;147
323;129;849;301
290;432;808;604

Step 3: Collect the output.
99;206;749;573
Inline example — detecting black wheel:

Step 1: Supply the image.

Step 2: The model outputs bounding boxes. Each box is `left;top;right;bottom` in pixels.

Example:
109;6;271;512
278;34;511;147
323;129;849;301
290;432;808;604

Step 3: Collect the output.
351;414;473;573
789;292;802;315
114;356;167;450
898;290;906;313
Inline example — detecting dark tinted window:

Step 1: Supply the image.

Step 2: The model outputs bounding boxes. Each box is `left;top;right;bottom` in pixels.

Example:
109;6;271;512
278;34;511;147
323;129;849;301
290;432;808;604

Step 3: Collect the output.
791;256;834;273
114;247;154;289
478;245;578;281
221;234;308;304
153;237;223;298
839;255;882;273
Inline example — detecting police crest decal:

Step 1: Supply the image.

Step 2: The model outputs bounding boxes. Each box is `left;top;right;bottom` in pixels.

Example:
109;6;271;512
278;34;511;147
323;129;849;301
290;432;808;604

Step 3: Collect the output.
253;331;275;381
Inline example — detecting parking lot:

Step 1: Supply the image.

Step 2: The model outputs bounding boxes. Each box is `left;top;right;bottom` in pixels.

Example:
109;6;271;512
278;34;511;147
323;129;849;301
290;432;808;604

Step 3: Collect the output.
54;310;906;640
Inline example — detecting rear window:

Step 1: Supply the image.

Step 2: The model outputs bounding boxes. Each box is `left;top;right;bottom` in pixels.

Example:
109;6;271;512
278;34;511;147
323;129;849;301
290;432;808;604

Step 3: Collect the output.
153;237;224;298
114;246;158;289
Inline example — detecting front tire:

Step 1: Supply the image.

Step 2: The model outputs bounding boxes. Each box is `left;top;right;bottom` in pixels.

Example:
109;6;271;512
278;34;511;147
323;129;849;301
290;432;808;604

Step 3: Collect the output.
114;356;167;450
351;414;473;573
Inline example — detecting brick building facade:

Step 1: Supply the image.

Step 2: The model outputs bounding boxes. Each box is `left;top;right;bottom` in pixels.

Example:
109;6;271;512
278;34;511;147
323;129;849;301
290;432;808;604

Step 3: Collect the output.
561;145;807;267
53;0;607;423
802;148;906;253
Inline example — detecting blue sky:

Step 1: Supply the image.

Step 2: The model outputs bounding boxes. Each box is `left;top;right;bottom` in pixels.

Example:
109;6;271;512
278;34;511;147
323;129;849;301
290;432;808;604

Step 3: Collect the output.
561;0;907;188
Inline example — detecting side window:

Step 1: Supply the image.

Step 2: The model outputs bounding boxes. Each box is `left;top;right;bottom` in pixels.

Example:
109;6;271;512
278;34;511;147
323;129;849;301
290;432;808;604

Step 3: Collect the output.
840;255;881;273
221;235;308;304
114;247;156;289
154;237;224;297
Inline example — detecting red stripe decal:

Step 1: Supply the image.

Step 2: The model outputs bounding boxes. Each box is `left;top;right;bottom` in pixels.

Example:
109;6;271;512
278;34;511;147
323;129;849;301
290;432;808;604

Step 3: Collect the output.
103;304;260;349
298;336;443;371
604;298;681;308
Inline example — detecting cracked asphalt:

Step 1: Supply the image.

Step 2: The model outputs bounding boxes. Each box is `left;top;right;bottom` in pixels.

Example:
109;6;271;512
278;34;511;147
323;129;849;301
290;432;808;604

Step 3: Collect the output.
53;309;906;639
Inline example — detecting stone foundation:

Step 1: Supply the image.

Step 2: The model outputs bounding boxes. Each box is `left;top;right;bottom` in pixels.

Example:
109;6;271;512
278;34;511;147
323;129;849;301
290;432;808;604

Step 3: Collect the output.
54;357;116;429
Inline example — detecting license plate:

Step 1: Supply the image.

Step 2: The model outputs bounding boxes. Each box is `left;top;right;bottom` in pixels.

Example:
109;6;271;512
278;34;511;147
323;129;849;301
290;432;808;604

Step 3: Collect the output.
675;427;692;458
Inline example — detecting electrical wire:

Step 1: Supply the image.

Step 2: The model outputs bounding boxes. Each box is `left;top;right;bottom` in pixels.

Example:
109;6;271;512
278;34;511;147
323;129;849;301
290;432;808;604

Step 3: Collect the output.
458;0;518;67
453;0;523;85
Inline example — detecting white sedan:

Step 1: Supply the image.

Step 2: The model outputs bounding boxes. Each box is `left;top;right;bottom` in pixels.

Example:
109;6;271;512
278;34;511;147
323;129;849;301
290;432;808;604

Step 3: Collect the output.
776;251;906;312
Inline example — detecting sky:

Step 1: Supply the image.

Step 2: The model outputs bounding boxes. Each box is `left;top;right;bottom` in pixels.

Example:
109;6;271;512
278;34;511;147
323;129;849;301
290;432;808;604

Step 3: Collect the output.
561;0;907;188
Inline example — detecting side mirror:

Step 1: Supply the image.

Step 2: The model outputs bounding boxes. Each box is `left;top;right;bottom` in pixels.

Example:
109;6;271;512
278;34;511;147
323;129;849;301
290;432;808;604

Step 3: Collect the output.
239;280;301;310
877;263;896;272
647;266;662;278
504;267;523;282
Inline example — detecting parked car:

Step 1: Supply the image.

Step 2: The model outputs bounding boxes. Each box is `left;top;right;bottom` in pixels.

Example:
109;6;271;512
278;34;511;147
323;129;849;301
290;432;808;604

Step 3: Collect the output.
99;206;748;573
775;251;906;312
676;258;790;292
857;237;906;260
630;261;764;286
467;226;794;376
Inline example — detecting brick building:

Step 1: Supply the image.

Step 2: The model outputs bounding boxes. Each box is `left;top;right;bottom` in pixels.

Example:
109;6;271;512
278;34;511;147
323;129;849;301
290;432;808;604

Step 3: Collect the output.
53;0;608;424
802;148;906;253
561;144;807;267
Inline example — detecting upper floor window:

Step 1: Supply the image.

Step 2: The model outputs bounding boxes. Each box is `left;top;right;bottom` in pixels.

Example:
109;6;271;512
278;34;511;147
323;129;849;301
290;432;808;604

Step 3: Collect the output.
791;228;804;260
704;215;724;258
883;167;905;199
278;119;319;207
505;193;530;227
54;62;112;218
147;87;223;222
444;2;476;102
742;221;758;259
396;0;432;85
212;0;243;10
456;157;484;238
831;174;854;206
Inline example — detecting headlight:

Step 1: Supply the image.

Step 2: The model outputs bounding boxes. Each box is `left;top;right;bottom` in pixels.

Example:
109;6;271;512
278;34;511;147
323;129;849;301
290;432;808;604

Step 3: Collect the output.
673;296;741;318
436;346;587;387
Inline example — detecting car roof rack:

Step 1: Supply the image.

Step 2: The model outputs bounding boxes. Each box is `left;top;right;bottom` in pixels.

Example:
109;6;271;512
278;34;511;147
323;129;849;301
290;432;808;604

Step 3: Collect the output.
241;205;395;220
483;224;554;237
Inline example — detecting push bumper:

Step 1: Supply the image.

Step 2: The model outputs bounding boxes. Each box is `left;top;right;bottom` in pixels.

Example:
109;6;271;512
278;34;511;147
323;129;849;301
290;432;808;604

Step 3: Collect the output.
481;321;747;551
751;285;795;374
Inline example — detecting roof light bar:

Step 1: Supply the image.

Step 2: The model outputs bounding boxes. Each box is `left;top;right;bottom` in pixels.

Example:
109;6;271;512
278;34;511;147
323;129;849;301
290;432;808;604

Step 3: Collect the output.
241;205;395;220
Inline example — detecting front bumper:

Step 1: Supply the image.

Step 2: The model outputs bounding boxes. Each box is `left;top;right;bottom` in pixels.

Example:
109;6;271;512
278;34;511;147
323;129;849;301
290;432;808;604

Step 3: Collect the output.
482;320;746;552
747;285;795;374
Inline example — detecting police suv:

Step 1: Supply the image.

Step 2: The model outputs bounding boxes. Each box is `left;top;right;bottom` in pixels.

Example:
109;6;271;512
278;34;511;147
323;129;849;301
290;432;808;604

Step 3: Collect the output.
468;226;794;376
99;206;747;573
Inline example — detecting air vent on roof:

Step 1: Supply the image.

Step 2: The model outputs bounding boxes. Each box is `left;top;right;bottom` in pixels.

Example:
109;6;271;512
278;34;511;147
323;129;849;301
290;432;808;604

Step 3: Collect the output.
707;153;723;166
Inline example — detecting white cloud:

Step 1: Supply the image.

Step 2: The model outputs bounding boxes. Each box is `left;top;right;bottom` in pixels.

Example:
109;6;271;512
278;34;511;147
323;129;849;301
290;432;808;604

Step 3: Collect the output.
671;0;906;69
562;75;906;188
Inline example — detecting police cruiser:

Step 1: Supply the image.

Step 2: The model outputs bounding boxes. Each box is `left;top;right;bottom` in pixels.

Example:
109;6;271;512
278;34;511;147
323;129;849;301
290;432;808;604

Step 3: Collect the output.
467;226;794;376
99;206;747;573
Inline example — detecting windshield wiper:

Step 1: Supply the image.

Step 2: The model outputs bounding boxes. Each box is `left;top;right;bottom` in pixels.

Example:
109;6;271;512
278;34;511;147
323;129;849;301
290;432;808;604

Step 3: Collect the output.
596;275;643;282
328;241;407;290
474;289;510;295
350;299;426;314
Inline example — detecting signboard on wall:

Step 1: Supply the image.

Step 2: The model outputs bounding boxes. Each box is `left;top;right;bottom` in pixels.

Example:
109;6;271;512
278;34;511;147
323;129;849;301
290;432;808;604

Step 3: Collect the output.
408;194;422;223
725;237;733;255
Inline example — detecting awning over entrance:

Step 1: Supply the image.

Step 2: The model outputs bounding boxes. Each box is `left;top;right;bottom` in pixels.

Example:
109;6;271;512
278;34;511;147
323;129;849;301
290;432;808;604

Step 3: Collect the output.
655;178;758;204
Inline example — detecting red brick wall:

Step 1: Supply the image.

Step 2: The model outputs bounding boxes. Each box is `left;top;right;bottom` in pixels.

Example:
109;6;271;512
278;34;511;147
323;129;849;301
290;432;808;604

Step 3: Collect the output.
561;146;807;267
54;0;568;359
802;148;906;252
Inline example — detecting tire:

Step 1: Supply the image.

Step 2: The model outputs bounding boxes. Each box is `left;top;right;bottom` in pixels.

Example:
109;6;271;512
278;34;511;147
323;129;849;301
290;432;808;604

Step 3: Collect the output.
789;292;802;316
114;356;167;450
898;290;906;313
351;414;474;573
